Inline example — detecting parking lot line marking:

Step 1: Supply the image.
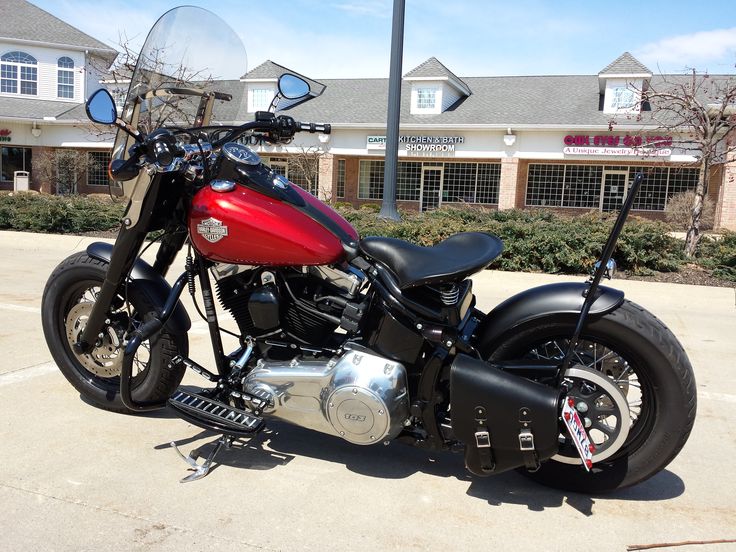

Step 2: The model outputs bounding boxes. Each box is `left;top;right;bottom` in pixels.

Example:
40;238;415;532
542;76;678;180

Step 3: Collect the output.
0;362;56;386
0;302;41;313
700;391;736;403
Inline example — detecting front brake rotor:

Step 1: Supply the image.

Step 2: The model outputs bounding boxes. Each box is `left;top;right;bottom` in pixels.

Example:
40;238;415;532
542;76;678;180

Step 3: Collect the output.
65;302;123;378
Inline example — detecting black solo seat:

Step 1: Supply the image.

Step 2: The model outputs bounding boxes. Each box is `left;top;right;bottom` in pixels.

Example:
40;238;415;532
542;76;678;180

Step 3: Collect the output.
360;232;504;290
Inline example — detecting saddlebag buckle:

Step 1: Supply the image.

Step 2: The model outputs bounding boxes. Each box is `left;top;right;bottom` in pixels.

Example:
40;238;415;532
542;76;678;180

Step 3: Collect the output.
518;429;535;451
475;430;491;448
518;428;540;472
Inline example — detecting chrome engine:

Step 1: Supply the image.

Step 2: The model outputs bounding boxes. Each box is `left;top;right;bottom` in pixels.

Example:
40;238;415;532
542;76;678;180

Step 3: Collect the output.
242;346;409;445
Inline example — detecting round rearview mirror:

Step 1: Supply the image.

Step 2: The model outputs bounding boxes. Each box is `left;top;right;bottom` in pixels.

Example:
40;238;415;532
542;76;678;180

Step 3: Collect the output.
278;74;310;100
86;89;117;125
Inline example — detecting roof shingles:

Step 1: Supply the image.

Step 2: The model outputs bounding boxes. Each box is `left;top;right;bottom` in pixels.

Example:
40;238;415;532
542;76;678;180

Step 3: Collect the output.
599;52;652;76
0;0;116;53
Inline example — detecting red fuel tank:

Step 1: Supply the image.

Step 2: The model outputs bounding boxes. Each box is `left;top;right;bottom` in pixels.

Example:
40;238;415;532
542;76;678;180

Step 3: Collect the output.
189;183;358;266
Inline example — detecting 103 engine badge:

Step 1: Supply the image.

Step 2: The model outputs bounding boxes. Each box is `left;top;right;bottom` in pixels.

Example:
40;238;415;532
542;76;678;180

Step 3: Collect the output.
197;217;229;243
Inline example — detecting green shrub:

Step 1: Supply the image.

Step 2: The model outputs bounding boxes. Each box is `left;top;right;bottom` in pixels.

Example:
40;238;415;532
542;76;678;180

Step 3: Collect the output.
336;206;684;275
1;193;720;280
0;192;124;233
698;232;736;281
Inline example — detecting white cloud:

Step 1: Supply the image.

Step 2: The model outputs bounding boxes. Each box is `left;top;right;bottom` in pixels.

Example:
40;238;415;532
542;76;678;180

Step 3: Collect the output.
332;1;391;18
636;28;736;72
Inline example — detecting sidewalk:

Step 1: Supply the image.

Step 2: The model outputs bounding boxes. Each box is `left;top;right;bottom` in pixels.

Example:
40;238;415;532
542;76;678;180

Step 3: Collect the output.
1;230;735;551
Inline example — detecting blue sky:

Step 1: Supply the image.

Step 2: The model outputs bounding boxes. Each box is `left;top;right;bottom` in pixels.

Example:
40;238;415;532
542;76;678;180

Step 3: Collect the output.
33;0;736;78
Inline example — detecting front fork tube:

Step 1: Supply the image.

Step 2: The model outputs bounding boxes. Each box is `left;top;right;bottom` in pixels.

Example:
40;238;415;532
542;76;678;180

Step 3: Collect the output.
77;178;162;352
76;224;149;353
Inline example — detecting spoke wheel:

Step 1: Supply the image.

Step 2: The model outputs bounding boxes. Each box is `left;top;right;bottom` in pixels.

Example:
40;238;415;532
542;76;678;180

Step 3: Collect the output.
480;300;696;493
42;252;187;413
524;339;647;465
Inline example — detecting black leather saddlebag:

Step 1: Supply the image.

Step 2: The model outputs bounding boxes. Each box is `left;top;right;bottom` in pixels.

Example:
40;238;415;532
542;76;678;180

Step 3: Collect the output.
451;354;560;476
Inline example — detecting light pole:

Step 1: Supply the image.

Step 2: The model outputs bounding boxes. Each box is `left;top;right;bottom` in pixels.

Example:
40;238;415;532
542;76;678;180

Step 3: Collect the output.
378;0;405;221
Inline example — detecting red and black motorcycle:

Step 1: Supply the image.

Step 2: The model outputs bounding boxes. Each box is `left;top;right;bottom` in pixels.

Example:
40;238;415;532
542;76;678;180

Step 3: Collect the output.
42;6;695;490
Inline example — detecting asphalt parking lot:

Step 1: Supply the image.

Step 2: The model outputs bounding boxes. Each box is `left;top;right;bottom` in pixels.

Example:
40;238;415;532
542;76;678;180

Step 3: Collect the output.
1;229;735;551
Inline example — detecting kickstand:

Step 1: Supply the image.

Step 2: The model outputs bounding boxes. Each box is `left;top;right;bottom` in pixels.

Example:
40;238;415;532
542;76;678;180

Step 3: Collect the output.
170;435;233;483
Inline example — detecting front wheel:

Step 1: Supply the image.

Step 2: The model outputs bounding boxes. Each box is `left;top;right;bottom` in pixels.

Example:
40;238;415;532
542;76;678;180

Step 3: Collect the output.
483;300;697;493
42;252;187;413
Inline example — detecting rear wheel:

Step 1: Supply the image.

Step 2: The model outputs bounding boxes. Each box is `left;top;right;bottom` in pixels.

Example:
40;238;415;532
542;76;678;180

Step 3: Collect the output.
484;300;696;493
42;252;187;413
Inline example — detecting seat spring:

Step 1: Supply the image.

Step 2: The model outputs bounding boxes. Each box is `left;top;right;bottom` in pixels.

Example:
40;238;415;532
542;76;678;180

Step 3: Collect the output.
440;283;460;305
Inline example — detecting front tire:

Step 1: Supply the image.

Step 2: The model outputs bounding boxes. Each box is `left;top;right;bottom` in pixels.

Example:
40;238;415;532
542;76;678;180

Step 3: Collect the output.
42;252;187;413
482;300;697;493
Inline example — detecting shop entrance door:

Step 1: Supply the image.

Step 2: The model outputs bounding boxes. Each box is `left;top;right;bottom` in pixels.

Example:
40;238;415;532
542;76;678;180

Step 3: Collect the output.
600;170;628;212
420;166;443;212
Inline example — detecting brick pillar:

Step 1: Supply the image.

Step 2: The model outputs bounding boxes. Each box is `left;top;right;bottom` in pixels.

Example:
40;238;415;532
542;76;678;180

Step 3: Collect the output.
498;157;519;210
318;153;334;202
715;152;736;230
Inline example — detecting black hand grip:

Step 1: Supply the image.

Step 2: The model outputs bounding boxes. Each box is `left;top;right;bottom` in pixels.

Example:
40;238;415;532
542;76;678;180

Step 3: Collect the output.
297;121;331;134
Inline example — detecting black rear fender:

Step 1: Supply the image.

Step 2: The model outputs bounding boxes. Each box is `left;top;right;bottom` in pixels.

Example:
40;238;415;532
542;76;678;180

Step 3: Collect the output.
474;282;624;354
87;242;191;334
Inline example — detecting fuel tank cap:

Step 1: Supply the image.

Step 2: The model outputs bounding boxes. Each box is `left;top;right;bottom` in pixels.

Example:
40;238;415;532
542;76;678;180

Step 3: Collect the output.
210;179;236;192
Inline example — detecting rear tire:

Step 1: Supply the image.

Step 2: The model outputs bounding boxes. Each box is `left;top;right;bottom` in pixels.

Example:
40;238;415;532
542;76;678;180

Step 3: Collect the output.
42;252;187;414
482;300;696;493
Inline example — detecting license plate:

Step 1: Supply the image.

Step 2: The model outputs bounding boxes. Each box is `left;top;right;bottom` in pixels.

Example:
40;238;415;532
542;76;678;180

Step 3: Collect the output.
561;397;595;471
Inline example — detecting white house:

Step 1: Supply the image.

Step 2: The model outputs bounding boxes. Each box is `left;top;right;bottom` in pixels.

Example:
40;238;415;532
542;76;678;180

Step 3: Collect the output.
0;0;116;193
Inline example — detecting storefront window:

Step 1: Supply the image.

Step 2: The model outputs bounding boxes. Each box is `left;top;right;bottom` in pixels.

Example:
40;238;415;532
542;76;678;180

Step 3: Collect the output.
57;57;75;99
476;164;501;204
563;165;602;208
632;167;667;210
358;160;500;204
397;162;421;201
87;151;111;187
1;51;37;95
527;164;565;206
358;160;385;199
0;146;32;183
526;163;700;211
444;163;477;203
667;168;700;198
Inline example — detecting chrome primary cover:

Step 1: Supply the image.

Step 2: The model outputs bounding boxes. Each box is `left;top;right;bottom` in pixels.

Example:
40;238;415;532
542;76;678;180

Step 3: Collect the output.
243;346;409;445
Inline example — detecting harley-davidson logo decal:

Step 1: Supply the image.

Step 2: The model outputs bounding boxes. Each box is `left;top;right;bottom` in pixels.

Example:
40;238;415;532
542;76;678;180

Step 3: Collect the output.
196;217;229;243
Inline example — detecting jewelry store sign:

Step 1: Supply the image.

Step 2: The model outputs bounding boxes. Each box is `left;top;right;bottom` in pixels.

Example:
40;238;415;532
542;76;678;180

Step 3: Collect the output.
367;135;465;153
563;134;672;157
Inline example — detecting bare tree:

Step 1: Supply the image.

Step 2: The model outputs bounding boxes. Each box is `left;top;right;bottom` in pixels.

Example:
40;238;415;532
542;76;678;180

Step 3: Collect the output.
286;146;331;200
34;150;100;195
641;70;736;256
86;33;219;134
